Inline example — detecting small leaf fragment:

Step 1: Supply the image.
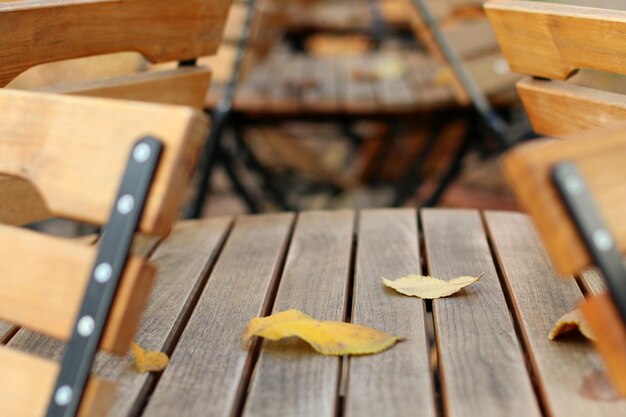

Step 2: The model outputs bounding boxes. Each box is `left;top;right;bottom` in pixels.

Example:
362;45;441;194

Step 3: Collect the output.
130;342;170;373
243;309;400;356
549;309;595;341
382;274;481;299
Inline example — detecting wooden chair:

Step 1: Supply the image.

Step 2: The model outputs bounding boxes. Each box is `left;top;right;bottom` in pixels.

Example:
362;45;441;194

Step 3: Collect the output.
486;0;626;396
485;0;626;137
0;88;208;417
0;0;232;226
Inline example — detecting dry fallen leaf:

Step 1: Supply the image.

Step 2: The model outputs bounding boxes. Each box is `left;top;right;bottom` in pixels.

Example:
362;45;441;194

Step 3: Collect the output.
243;309;400;356
382;274;482;299
549;309;595;341
130;342;170;373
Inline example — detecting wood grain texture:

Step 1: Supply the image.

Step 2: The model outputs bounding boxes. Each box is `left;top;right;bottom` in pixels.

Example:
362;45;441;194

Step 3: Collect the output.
517;77;626;137
143;213;295;417
0;345;115;417
0;224;155;354
484;211;626;417
485;1;626;79
9;217;234;417
502;123;626;276
0;0;231;86
0;89;208;235
422;209;541;417
39;67;213;109
243;210;354;417
346;209;436;417
581;294;626;397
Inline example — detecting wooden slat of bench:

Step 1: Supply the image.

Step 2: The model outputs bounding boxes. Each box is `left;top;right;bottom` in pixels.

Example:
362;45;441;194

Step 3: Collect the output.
517;77;626;137
0;346;115;417
0;0;230;86
305;57;339;113
484;211;626;417
0;225;155;355
243;211;355;417
8;217;233;416
346;209;436;417
143;213;295;417
579;269;608;296
0;89;207;235
485;1;626;80
342;56;378;114
0;323;15;344
38;67;213;109
422;209;541;417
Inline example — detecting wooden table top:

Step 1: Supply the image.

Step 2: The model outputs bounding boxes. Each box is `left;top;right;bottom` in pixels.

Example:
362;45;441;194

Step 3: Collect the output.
3;208;625;417
205;50;520;117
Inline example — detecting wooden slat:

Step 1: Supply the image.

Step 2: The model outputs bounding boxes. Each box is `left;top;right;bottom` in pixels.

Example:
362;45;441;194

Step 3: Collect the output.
485;211;626;417
8;217;234;417
422;209;541;417
346;209;436;417
0;225;155;355
579;268;607;295
0;346;115;417
0;89;208;235
342;56;378;114
581;294;626;397
485;1;626;80
6;52;146;91
502;123;626;276
142;213;295;417
517;77;626;137
38;67;213;109
0;0;231;86
243;211;354;417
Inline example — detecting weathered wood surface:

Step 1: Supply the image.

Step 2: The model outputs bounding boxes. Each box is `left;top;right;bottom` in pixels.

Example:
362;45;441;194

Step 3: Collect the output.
143;214;295;417
243;211;354;417
8;210;626;416
347;209;436;417
0;0;231;86
517;77;626;137
485;211;626;417
485;1;626;80
503;123;626;276
422;209;541;417
0;89;207;235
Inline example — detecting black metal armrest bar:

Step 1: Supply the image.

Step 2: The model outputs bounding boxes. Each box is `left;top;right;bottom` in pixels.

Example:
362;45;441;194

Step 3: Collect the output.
46;136;163;417
553;161;626;324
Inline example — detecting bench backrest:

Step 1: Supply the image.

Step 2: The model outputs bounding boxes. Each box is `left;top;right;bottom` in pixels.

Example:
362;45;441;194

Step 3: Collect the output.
0;89;208;417
485;0;626;137
1;0;233;226
490;0;626;397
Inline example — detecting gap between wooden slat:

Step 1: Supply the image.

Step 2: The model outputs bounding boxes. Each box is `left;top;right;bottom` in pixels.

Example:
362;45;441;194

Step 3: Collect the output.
130;218;236;415
417;212;447;417
336;211;359;415
229;214;298;417
479;211;550;417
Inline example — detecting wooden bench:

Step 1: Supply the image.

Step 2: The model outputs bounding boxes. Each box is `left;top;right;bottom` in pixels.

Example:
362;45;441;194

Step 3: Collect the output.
486;0;626;396
4;208;625;416
0;89;208;417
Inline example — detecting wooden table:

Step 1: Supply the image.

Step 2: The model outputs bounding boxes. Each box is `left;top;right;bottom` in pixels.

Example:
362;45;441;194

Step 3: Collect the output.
3;209;626;417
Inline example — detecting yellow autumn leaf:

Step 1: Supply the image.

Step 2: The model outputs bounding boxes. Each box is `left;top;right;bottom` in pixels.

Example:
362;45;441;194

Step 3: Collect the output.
130;342;170;373
549;309;595;341
243;309;400;356
382;274;481;299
